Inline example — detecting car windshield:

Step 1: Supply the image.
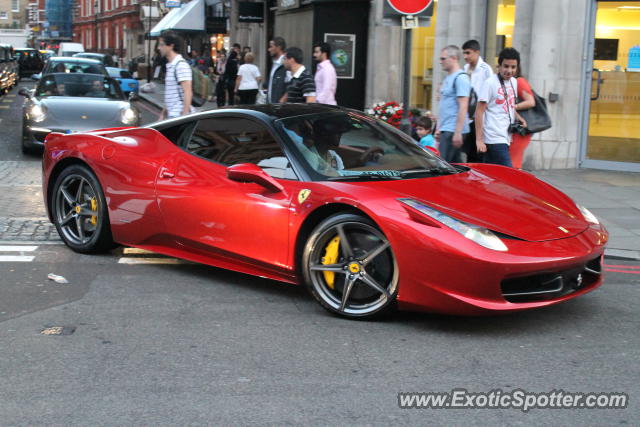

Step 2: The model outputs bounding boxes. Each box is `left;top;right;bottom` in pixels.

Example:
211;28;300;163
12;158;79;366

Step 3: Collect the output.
35;73;123;99
277;112;458;181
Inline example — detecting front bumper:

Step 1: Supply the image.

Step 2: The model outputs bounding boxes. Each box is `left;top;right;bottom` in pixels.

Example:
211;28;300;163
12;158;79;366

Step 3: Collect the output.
393;221;608;315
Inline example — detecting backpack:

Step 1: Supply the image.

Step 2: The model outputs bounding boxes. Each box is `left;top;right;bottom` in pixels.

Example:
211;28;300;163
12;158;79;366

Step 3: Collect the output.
174;60;209;107
453;71;477;119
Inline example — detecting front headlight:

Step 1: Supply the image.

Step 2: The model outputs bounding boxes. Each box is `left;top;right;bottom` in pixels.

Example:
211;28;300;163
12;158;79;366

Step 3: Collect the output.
399;198;508;251
120;107;138;125
28;104;47;123
577;204;599;225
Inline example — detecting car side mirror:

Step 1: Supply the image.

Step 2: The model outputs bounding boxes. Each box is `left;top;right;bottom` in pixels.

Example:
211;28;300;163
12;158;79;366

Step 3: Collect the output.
32;73;41;81
226;163;284;193
18;88;31;98
128;92;139;102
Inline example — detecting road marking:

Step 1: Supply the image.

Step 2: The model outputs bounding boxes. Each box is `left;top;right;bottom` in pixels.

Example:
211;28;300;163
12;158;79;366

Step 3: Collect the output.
118;257;185;264
0;245;39;262
0;245;38;252
1;99;13;103
123;247;157;255
604;264;640;269
0;255;35;262
605;268;640;275
0;105;9;109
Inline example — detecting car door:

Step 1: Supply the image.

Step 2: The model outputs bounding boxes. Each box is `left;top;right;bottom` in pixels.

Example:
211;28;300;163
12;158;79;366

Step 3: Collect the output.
155;115;297;269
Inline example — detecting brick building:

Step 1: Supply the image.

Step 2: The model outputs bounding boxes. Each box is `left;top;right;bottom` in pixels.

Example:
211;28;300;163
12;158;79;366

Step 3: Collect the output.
72;0;161;63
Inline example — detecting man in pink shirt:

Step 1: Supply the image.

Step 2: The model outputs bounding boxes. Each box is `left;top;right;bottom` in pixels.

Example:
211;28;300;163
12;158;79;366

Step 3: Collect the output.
313;42;337;105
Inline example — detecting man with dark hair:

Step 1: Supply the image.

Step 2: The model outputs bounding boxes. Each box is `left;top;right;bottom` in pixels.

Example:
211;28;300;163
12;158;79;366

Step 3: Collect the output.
312;42;337;105
281;47;316;103
158;30;194;119
475;47;527;167
462;39;493;162
266;37;288;103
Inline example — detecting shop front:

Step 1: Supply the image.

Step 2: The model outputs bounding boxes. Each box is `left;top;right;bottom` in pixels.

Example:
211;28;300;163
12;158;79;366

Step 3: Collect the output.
580;0;640;171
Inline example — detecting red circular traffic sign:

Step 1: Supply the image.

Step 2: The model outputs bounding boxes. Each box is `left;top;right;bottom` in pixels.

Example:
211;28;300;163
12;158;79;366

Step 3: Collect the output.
386;0;433;15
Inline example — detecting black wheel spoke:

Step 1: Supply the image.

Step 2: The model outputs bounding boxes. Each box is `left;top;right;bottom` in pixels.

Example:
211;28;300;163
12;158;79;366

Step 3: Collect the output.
75;216;85;242
75;178;85;204
340;275;357;312
361;242;390;266
60;186;75;205
59;211;74;227
310;263;346;273
361;273;390;299
336;224;354;258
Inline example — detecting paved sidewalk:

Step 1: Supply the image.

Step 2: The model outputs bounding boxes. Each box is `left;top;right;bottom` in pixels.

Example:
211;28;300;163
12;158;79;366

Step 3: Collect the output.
138;80;219;112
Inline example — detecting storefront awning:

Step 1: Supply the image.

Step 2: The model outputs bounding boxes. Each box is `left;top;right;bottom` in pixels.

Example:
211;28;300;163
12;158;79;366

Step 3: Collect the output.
149;0;205;37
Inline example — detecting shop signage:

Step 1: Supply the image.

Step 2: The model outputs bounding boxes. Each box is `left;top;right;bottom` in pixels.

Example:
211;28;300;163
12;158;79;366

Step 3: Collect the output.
278;0;299;10
165;0;181;8
239;2;264;23
386;0;432;15
324;33;355;79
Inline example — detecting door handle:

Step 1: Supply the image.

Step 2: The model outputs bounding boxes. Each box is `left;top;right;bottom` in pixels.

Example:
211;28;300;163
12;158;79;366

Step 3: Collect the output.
591;68;602;101
160;169;174;179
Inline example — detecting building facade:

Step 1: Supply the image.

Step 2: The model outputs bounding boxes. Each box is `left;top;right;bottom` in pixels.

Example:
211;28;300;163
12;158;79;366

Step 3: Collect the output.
0;0;27;29
257;0;639;172
72;0;162;63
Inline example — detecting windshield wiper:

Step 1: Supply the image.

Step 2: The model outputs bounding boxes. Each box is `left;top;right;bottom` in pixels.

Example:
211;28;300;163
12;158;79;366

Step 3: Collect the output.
399;167;457;177
328;173;403;181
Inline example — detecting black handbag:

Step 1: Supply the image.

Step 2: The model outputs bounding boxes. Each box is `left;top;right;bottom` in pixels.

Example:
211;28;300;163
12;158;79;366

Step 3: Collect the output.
519;90;552;134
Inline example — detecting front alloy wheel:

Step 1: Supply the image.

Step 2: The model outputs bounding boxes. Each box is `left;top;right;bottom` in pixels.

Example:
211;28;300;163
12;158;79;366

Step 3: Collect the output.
303;213;399;319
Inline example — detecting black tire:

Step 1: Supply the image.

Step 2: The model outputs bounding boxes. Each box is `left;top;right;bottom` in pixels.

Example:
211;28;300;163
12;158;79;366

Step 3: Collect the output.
51;164;114;253
302;213;399;319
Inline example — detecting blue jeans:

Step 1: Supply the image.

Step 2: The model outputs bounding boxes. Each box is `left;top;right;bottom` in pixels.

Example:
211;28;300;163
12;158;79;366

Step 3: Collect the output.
439;131;463;163
482;143;513;167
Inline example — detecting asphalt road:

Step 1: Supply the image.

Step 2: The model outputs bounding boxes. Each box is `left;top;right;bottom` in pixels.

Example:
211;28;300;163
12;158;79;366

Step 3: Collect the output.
0;81;638;425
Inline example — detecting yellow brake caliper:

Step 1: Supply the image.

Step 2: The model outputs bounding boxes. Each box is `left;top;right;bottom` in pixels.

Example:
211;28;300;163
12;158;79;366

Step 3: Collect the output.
321;236;341;290
90;197;98;226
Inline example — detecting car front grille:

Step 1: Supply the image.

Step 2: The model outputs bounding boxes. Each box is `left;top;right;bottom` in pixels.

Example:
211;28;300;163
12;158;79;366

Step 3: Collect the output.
501;256;602;303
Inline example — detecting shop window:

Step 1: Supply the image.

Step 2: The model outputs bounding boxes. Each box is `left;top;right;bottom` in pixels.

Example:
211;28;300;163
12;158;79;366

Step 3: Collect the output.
410;1;437;110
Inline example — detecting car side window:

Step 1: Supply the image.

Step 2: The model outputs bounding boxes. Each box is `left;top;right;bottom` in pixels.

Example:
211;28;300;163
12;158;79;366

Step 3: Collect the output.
186;117;297;179
157;121;197;146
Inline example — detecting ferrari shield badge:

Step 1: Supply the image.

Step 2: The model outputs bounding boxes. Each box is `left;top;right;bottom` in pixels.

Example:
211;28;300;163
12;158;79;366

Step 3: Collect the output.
298;189;311;204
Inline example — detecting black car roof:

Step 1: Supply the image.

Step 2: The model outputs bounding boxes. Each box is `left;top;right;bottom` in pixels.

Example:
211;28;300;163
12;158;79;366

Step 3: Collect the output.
225;103;344;119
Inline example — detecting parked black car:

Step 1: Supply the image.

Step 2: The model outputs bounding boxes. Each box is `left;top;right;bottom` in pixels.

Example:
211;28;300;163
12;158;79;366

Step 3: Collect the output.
0;44;18;93
14;48;44;78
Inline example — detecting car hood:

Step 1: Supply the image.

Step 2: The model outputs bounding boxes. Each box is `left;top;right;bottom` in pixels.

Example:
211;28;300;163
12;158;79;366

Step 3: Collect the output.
346;168;588;242
36;97;130;132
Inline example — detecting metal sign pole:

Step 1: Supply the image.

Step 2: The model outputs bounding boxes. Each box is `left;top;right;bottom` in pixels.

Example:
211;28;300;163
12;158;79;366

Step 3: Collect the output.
400;27;412;135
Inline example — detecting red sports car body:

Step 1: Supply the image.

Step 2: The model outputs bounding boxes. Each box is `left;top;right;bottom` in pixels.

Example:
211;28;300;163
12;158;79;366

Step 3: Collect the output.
42;105;608;318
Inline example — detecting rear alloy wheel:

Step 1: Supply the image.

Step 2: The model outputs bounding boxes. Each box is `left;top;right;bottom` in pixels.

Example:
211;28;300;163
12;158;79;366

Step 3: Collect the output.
51;165;114;253
303;213;399;319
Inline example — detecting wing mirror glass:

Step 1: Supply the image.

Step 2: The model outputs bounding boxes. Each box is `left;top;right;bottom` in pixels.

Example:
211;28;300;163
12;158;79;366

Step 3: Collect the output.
18;88;31;98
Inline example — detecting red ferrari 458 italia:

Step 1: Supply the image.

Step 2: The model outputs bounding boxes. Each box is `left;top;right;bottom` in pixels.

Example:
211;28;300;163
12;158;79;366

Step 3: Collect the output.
42;104;608;318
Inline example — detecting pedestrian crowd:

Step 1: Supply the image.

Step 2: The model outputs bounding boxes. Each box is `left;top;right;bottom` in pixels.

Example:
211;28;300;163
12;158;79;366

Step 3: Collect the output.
427;39;542;169
155;30;544;169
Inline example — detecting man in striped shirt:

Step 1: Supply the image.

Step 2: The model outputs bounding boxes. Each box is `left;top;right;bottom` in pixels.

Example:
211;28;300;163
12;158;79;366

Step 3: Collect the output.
280;47;316;104
158;30;194;119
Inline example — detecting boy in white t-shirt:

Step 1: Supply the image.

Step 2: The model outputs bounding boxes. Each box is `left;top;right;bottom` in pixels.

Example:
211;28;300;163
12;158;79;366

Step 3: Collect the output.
474;47;527;167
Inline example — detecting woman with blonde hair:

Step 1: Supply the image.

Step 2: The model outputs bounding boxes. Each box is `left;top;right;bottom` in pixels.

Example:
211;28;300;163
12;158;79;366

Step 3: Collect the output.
235;52;262;104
